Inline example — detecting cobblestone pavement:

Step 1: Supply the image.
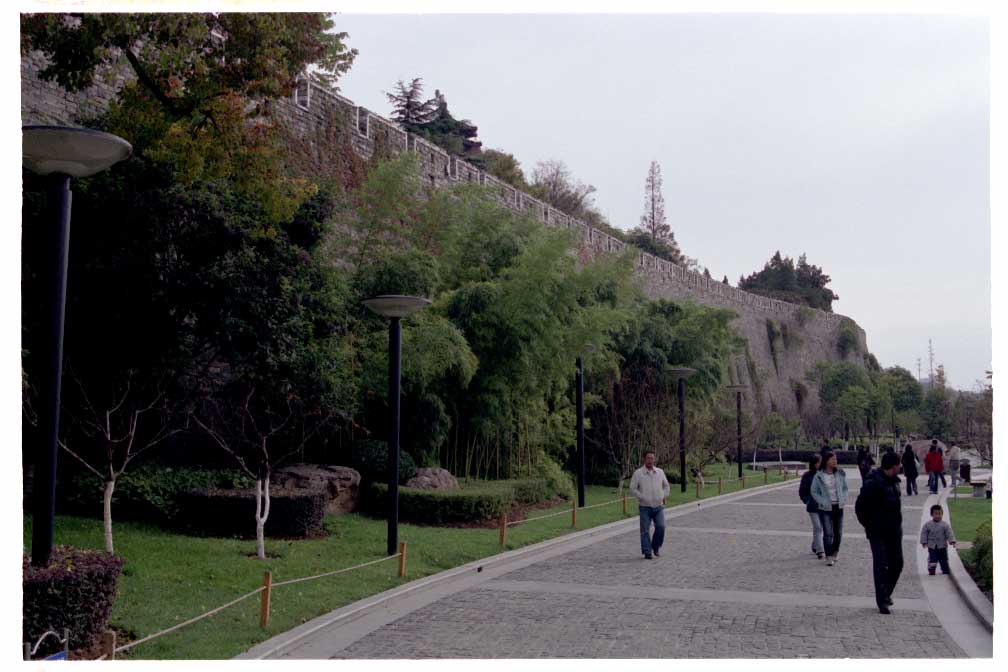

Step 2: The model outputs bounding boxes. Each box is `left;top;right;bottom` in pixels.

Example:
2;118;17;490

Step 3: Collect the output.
325;477;969;658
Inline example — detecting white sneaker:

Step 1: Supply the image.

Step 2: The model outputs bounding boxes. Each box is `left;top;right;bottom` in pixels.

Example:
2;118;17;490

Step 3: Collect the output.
831;556;838;566
827;558;834;566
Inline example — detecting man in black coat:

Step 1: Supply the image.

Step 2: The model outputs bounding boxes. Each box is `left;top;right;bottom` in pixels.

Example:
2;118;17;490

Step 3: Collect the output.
859;452;904;614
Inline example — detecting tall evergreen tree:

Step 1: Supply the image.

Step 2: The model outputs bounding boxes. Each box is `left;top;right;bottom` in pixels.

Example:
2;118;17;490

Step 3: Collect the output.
640;160;671;242
385;77;437;126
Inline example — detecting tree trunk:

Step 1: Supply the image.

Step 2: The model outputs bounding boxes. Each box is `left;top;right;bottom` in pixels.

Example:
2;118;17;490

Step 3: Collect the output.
103;479;116;554
254;476;271;560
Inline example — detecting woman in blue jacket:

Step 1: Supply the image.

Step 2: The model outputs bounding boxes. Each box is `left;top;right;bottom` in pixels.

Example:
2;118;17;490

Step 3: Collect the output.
798;455;824;559
811;451;849;566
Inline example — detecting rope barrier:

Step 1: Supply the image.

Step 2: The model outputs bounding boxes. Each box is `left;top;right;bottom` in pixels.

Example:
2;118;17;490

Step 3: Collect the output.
272;554;400;588
506;506;573;526
115;586;265;654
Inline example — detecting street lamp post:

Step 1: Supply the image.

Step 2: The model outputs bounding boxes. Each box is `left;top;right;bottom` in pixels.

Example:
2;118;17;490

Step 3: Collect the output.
669;367;696;493
22;126;132;568
362;295;431;556
726;385;747;480
575;356;585;508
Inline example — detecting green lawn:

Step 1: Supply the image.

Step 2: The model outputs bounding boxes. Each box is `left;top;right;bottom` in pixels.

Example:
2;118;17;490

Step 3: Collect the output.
946;494;992;566
23;467;789;660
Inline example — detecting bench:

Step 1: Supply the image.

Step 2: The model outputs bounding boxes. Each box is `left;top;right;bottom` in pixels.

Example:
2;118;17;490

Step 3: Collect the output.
971;480;989;498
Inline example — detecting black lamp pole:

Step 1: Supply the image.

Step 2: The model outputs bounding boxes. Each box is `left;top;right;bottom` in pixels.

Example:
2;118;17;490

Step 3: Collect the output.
30;175;71;568
678;377;687;493
387;317;402;556
736;390;743;479
576;357;585;508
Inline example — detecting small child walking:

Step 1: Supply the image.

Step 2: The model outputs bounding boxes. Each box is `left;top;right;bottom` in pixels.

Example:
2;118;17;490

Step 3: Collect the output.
920;504;957;575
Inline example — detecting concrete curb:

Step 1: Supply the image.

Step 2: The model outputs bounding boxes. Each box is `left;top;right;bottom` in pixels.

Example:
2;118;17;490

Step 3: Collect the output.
237;476;797;659
939;489;994;632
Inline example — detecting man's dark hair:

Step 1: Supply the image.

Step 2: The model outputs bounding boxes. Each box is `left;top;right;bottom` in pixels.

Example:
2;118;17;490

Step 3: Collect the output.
880;452;900;470
643;450;656;458
930;504;943;515
808;456;820;470
932;439;938;446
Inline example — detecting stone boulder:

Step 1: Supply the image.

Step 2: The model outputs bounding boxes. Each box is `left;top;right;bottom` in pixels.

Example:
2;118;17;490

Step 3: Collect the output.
271;464;361;514
405;468;459;490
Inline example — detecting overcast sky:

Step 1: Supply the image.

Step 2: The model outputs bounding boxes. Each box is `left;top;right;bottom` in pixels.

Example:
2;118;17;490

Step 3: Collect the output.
331;12;990;390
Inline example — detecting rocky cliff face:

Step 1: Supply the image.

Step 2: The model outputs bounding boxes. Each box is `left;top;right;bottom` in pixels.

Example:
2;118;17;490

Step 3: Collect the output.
22;50;871;421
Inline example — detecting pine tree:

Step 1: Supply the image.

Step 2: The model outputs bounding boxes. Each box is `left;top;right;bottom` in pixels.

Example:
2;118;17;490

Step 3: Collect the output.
640;160;671;242
385;78;437;126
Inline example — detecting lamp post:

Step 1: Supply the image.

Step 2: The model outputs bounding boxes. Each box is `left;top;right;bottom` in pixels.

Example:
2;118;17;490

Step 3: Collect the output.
726;385;747;480
363;295;431;556
22;126;132;568
669;367;696;493
575;356;585;508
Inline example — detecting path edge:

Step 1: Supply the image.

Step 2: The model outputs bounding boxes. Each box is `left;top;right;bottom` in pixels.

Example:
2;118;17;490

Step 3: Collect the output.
938;489;994;632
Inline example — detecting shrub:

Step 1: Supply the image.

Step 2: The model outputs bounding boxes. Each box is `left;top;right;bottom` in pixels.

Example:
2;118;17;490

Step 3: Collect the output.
23;546;123;657
174;487;327;538
970;521;993;593
837;320;861;358
537;454;575;500
61;465;255;523
363;478;552;524
349;440;417;485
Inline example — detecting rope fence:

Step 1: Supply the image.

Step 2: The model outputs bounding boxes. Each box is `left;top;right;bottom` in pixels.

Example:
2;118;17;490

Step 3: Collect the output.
99;548;405;659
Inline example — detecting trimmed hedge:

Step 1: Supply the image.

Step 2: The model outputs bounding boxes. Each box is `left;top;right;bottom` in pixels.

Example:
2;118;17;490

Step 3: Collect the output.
61;465;255;523
970;521;993;594
174;487;327;538
23;546;123;657
349;440;417;485
362;478;552;524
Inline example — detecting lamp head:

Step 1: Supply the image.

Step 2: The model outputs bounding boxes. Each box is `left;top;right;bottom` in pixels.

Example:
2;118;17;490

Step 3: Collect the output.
362;295;432;319
23;126;132;177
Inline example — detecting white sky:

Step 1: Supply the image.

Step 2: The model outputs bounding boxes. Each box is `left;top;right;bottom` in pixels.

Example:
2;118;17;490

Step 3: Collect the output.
333;12;990;390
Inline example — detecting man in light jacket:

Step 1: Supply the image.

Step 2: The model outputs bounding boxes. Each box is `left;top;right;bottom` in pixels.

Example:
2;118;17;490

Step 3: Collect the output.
629;450;670;559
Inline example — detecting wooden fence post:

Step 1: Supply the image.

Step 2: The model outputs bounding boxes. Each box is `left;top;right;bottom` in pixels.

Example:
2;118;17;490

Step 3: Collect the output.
398;542;407;578
763;467;768;484
101;630;116;660
742;473;746;488
571;499;577;527
260;571;272;629
718;478;723;495
622;494;627;515
499;513;507;546
695;480;701;498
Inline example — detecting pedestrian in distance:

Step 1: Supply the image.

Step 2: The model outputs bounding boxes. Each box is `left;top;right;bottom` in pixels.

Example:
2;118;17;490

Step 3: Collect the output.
924;441;944;494
946;442;961;490
920;504;957;575
856;447;875;480
936;441;948;489
629;450;670;560
900;444;919;496
799;455;824;559
811;451;849;566
856;452;904;614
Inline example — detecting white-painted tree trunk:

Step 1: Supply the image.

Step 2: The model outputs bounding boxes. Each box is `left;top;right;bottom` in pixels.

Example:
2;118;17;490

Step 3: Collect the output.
254;476;271;560
103;479;116;554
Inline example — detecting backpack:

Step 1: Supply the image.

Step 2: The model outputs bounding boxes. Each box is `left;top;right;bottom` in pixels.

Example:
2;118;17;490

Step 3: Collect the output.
854;486;871;529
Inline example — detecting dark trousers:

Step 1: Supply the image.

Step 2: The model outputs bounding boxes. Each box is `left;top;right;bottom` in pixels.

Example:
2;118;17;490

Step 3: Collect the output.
905;476;918;496
928;547;951;574
938;471;947;488
638;505;665;556
818;505;844;556
868;534;904;608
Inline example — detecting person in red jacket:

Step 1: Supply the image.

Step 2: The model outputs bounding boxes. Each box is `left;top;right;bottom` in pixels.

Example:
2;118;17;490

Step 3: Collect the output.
924;440;944;494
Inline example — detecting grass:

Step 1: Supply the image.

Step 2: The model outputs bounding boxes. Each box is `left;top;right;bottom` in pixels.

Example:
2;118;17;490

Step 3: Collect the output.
946;493;992;567
23;466;790;660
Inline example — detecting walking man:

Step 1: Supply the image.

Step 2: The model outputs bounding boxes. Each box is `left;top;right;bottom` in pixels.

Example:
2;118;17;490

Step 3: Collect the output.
629;450;670;560
858;452;904;614
946;441;961;490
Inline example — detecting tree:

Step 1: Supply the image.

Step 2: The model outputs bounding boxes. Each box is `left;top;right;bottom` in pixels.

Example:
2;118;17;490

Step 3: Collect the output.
640;160;671;243
468;149;529;190
921;387;952;441
385;77;437;128
22;13;356;125
739;251;839;311
880;366;923;412
530;159;598;221
413;89;482;156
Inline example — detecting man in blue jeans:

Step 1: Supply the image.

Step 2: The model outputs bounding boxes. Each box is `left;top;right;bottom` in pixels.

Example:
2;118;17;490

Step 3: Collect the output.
629;450;671;559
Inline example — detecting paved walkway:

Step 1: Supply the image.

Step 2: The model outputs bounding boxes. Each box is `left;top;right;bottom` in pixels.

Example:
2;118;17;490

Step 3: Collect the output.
241;473;992;659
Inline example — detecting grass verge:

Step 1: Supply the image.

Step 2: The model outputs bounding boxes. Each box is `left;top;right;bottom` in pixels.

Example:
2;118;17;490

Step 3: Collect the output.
23;466;789;659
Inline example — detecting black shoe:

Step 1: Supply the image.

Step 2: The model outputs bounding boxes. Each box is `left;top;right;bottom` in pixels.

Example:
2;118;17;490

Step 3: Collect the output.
879;606;891;615
653;549;660;558
885;597;894;606
816;553;824;559
644;553;653;559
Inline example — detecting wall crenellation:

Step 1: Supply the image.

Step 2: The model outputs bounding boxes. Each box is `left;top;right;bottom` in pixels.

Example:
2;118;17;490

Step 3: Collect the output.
22;54;843;326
